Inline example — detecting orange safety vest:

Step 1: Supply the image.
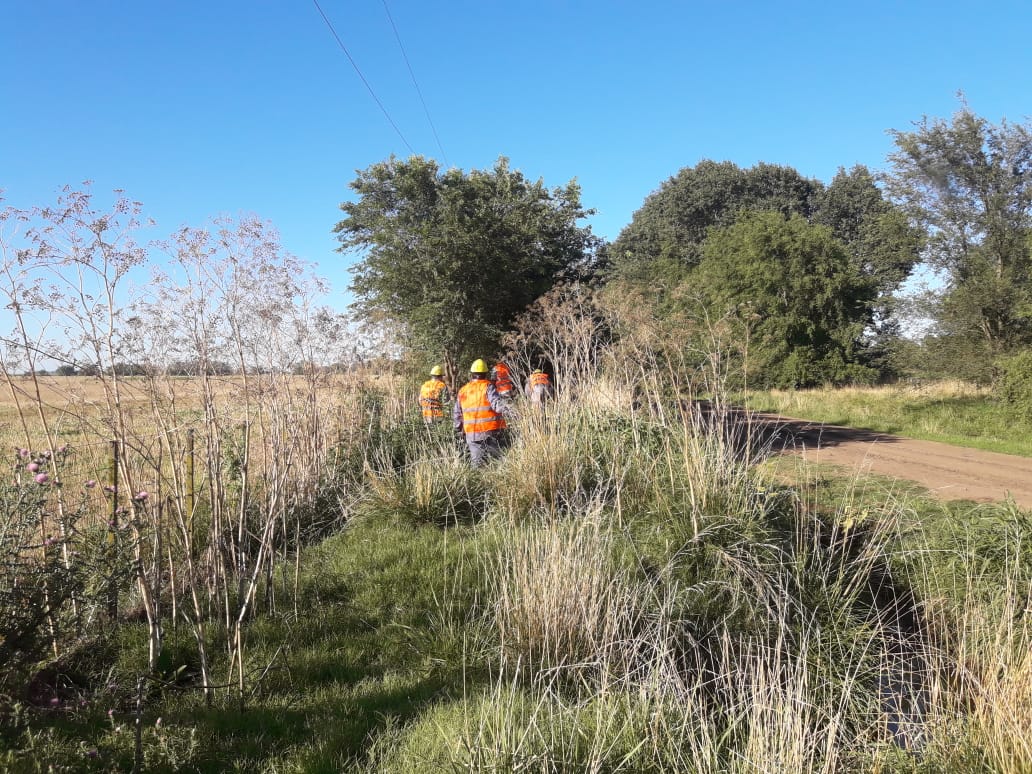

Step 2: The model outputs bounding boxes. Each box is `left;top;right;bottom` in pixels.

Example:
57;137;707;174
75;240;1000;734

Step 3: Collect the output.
458;379;506;435
492;363;514;395
529;371;550;389
419;379;447;420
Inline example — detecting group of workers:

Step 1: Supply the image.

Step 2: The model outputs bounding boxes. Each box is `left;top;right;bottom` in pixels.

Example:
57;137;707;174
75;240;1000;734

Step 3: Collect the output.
419;359;554;466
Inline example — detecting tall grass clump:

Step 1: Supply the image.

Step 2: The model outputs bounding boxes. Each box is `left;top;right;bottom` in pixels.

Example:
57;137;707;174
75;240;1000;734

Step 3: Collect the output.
369;571;897;772
360;452;487;528
354;407;490;528
879;498;1032;770
491;399;646;521
489;506;655;681
947;578;1032;771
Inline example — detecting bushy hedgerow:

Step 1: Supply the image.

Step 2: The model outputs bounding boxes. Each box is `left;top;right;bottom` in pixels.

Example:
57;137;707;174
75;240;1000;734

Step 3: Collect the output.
996;349;1032;413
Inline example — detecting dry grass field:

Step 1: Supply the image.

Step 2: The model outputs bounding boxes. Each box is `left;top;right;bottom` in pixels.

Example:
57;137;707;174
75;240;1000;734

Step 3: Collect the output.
0;372;378;434
0;372;398;528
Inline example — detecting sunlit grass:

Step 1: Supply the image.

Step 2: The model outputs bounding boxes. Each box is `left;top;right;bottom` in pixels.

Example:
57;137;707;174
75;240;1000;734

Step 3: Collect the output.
743;380;1032;456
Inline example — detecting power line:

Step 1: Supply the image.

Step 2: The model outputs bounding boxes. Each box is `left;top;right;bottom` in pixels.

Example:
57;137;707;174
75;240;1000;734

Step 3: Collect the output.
380;0;450;167
311;0;416;155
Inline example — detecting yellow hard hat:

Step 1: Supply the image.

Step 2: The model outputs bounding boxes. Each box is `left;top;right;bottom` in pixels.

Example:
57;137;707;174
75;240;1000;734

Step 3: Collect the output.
470;358;489;374
429;365;443;376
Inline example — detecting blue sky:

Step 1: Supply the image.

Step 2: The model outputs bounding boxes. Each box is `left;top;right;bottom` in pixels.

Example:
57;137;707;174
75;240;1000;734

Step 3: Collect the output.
3;0;1030;309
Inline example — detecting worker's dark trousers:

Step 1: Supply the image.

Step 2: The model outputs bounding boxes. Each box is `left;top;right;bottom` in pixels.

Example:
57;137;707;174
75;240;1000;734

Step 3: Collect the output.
466;435;502;467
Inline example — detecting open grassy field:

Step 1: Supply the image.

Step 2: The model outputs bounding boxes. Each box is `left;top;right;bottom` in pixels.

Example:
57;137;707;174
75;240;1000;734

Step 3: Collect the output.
0;373;363;432
742;380;1032;457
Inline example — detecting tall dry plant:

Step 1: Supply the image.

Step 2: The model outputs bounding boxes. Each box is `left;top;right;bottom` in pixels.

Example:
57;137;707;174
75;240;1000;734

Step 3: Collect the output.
0;187;363;704
0;187;156;661
916;538;1032;770
131;216;354;698
503;282;610;397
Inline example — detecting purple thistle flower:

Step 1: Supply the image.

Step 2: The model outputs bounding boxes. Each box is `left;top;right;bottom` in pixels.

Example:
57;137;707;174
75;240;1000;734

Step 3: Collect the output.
26;461;40;472
84;479;97;489
17;448;29;458
134;491;149;502
35;472;49;484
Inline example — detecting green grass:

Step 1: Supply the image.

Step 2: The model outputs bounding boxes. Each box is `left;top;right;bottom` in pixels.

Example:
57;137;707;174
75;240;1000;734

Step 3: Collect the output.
741;382;1032;457
0;515;501;772
761;454;1032;618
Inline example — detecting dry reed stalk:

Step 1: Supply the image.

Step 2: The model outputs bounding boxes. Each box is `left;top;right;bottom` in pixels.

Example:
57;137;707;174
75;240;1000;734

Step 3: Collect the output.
923;564;1032;771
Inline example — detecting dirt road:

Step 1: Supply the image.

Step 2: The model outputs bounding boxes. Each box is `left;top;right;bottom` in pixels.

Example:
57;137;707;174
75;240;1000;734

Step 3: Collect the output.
747;411;1032;508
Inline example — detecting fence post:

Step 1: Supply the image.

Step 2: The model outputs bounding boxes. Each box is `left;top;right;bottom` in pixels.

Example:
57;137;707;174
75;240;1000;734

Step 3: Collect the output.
107;439;119;621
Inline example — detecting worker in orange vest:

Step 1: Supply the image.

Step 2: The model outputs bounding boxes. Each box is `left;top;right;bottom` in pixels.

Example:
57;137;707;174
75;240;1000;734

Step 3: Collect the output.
419;365;450;423
524;368;554;412
454;358;509;466
491;361;515;399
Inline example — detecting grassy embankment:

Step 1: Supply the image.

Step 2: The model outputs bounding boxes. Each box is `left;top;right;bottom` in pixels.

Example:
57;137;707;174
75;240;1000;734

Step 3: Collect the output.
4;373;1031;772
741;381;1032;457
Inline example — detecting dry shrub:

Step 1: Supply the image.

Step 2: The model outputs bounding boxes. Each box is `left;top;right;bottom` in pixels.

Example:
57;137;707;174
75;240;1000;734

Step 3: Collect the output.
502;283;609;390
490;509;652;681
361;453;484;527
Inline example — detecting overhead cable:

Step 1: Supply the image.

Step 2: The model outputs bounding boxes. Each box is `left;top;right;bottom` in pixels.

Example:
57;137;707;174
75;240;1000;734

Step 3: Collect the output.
311;0;416;155
380;0;449;167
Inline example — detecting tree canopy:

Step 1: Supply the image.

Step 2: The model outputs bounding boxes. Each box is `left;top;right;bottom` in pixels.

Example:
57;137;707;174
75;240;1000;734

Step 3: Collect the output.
609;160;821;283
814;165;923;300
605;159;919;384
335;156;601;376
696;211;878;388
886;104;1032;369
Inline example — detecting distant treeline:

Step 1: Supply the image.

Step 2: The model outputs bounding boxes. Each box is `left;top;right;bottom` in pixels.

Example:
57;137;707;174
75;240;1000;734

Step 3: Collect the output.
34;361;362;378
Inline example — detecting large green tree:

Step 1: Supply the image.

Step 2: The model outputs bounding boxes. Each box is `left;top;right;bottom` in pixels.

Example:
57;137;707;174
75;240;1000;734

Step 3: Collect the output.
335;156;601;376
610;160;820;283
814;165;923;299
696;211;878;388
607;159;919;382
886;105;1032;367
